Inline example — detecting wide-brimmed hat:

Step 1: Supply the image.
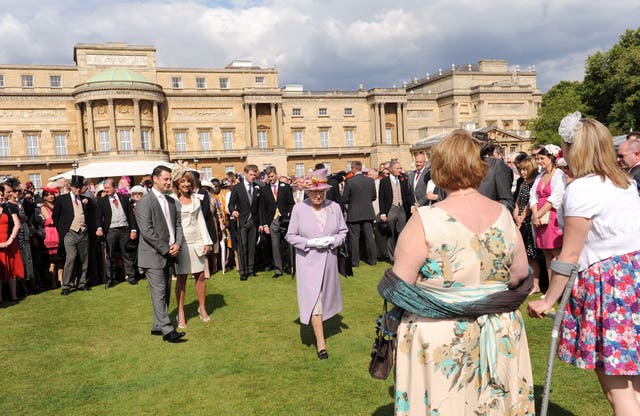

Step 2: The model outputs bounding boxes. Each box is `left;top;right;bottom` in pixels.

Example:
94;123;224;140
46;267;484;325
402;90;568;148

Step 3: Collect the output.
130;185;147;194
70;175;84;188
200;180;213;189
303;168;332;191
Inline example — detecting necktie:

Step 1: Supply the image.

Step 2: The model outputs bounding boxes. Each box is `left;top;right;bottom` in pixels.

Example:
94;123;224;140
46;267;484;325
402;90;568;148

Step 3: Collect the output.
74;196;79;206
113;197;119;208
272;184;277;199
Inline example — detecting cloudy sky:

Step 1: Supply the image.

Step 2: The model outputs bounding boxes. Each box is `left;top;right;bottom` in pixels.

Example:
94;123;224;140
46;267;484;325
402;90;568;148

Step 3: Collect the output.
1;0;638;92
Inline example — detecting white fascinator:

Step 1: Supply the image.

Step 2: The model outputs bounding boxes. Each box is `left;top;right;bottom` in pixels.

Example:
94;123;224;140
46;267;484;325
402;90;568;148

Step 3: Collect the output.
543;144;561;157
558;112;582;143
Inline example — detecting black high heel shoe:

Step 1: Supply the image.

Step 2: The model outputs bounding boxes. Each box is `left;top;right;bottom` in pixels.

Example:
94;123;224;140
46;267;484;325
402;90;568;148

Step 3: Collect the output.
317;349;329;360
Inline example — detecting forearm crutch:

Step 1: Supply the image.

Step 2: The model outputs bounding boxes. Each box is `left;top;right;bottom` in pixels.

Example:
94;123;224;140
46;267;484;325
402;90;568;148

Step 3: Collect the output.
540;259;579;416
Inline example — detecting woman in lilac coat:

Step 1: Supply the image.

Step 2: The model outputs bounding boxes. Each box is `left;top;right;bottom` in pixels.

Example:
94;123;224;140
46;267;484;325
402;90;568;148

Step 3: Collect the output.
286;168;348;360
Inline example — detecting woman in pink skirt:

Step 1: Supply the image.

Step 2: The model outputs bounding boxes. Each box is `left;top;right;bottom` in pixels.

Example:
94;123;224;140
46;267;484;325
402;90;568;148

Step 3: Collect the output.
529;113;640;415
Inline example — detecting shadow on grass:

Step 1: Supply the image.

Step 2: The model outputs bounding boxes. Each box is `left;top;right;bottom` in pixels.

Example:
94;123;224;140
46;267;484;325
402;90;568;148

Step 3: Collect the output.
295;314;350;347
534;384;578;416
169;293;227;320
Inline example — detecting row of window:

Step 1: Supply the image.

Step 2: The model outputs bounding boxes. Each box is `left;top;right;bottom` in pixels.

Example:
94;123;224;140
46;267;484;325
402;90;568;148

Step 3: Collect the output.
0;133;68;158
291;107;353;117
0;74;63;88
172;76;264;90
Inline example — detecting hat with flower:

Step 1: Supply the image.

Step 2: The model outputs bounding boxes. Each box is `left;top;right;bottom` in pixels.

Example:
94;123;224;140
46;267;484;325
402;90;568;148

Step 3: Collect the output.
303;168;332;191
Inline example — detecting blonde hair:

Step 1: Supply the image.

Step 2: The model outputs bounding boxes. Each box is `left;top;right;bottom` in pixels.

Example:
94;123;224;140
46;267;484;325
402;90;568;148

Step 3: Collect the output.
518;156;538;181
431;129;488;191
172;171;196;197
567;118;630;188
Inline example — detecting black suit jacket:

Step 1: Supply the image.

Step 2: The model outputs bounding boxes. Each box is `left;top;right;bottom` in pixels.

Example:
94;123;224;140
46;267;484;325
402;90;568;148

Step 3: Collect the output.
477;158;515;211
96;194;135;235
197;188;217;241
52;192;97;250
259;181;295;226
342;173;377;222
630;165;640;195
378;174;413;218
228;181;261;225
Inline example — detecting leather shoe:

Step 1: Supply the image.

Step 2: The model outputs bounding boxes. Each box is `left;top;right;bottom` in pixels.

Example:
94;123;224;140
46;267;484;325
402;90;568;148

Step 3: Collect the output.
272;272;283;279
78;286;92;291
106;280;116;288
163;330;186;343
317;349;329;360
150;330;162;336
240;275;248;281
61;289;70;296
127;277;138;285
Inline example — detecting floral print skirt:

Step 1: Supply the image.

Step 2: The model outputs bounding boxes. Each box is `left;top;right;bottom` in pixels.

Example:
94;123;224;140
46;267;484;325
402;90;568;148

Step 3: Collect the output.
394;311;534;415
558;250;640;375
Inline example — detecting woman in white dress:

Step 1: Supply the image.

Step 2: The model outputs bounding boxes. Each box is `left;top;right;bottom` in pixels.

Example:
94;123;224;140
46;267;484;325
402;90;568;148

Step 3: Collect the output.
171;164;213;329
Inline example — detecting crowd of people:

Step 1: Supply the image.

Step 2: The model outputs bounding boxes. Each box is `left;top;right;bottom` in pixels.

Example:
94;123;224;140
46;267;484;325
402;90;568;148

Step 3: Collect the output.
2;116;640;413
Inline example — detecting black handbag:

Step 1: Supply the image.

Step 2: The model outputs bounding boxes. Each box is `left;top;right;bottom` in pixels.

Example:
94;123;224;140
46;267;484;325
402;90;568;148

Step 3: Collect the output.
368;301;398;380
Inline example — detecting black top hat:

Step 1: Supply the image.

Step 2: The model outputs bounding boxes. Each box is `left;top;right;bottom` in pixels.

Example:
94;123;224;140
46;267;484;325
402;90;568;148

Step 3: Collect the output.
70;175;85;188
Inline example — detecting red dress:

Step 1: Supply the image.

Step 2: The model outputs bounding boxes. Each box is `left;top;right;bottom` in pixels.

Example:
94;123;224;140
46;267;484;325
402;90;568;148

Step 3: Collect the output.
0;210;24;281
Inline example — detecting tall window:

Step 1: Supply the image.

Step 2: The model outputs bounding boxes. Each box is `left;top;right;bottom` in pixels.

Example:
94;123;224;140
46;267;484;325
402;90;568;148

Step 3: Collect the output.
219;77;229;89
294;130;303;149
0;134;9;158
345;129;354;147
295;163;305;178
54;133;67;156
202;167;212;181
196;77;206;89
172;76;182;89
346;161;352;172
344;107;353;116
141;130;150;150
319;108;328;116
29;173;42;190
225;165;235;174
292;108;302;117
255;76;264;84
199;131;211;151
50;75;62;88
99;130;110;152
319;129;329;148
175;131;187;152
21;75;34;88
26;134;39;158
0;74;4;88
323;162;331;174
119;129;132;151
385;128;392;145
223;131;233;150
257;130;267;149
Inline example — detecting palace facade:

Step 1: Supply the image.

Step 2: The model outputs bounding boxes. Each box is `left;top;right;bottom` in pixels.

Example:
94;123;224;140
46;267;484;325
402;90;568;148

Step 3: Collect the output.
0;43;541;187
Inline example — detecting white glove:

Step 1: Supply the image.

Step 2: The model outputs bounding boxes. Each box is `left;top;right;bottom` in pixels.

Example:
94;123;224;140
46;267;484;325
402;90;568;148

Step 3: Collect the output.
306;238;323;248
318;236;335;248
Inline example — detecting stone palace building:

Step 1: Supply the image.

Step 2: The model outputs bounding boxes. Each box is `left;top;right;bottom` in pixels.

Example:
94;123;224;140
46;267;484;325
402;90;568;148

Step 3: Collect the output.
0;42;541;187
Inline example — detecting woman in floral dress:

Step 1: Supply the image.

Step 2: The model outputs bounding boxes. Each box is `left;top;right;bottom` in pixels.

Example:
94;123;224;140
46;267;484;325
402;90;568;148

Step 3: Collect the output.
388;130;534;415
529;113;640;415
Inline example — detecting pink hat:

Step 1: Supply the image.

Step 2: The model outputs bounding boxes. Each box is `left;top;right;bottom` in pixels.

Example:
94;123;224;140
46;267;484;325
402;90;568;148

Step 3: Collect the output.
303;168;332;191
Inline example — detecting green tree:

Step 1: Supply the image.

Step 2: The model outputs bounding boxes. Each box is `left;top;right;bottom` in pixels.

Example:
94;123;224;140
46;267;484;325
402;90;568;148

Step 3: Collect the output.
583;28;640;134
528;81;588;145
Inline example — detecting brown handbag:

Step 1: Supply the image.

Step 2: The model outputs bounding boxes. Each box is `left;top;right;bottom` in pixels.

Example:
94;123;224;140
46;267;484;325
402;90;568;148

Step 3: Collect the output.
368;301;397;380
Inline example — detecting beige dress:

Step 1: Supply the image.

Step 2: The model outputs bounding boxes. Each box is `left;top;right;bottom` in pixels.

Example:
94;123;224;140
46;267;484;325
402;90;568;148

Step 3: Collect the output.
172;195;213;275
394;205;534;416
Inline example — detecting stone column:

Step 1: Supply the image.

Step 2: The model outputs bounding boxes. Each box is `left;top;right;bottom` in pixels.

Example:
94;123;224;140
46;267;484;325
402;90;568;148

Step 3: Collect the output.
270;103;277;148
373;104;380;145
243;104;251;148
86;100;95;153
152;101;161;150
379;103;386;144
452;102;458;127
402;103;408;144
133;99;142;151
477;100;483;127
107;99;116;151
250;103;258;148
75;104;85;154
396;103;402;144
276;103;284;147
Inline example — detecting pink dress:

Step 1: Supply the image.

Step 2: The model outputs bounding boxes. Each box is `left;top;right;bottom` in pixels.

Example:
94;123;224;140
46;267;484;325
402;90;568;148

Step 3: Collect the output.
534;178;563;249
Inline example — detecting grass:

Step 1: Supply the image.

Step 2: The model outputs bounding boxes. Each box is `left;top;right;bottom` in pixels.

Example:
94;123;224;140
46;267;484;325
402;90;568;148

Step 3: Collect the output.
1;262;609;415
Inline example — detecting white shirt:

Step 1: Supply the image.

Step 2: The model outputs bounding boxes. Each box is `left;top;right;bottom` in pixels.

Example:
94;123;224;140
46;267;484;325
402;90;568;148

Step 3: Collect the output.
152;188;175;245
564;175;640;270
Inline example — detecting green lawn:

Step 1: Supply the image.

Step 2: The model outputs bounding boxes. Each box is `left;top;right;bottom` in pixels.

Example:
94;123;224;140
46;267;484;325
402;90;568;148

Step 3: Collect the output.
1;263;609;415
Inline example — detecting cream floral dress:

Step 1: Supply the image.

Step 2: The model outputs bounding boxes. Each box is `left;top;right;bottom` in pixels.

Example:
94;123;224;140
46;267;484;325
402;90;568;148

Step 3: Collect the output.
394;205;535;416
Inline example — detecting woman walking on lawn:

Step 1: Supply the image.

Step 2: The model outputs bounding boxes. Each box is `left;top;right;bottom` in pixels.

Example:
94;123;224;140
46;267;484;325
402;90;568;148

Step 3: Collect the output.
528;113;640;416
286;168;348;360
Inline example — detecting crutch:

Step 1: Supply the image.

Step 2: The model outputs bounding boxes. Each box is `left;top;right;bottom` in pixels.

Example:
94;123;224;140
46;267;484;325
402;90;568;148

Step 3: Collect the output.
540;259;580;416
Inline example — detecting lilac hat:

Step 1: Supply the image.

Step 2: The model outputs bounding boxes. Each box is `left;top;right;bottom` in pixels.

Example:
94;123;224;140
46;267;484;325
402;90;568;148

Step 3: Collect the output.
303;168;332;191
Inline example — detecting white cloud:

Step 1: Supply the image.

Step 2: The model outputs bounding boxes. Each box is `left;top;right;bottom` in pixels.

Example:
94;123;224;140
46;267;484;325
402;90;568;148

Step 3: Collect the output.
0;0;638;91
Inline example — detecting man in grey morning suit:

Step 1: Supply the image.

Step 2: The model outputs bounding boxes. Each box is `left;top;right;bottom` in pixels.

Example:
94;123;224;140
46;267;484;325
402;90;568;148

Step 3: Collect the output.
342;160;377;267
136;165;186;343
